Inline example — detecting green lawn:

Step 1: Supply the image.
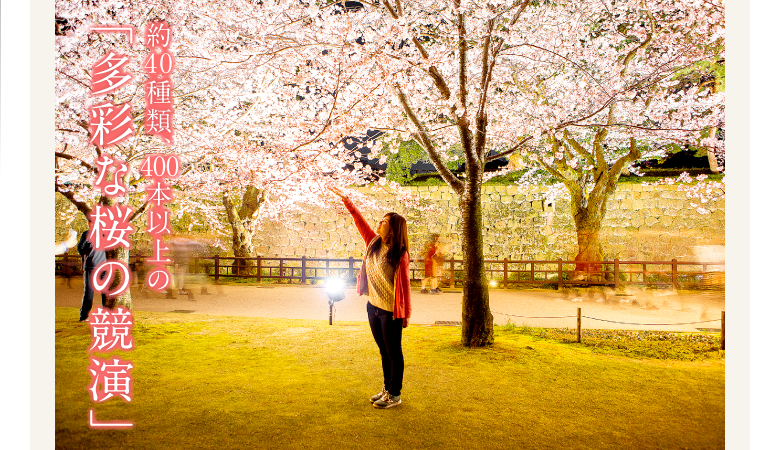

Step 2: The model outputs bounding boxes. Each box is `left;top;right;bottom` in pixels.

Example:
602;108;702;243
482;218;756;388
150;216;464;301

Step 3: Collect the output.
56;307;724;450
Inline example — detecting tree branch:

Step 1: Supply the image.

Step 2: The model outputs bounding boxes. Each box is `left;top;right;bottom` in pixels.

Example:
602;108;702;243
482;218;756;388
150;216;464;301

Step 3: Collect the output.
485;135;533;162
456;1;468;108
536;157;566;181
562;130;596;167
508;43;611;98
128;200;152;223
395;85;464;194
593;126;609;171
380;0;399;19
508;0;531;26
56;151;98;175
621;9;656;77
474;18;496;160
55;179;92;218
607;137;642;181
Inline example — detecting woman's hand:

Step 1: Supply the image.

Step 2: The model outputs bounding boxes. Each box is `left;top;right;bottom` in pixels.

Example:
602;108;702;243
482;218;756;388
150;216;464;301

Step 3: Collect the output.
64;229;78;249
327;186;347;200
402;318;409;328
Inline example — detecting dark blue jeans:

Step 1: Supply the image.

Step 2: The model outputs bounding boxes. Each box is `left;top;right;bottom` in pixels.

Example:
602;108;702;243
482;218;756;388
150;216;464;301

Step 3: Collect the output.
367;302;404;396
80;266;108;321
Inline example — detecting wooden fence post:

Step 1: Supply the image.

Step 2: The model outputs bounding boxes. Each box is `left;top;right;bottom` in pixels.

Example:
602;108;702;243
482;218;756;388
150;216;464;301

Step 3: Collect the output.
721;310;725;350
448;257;455;288
558;258;563;290
256;256;262;283
671;258;678;291
301;255;307;285
614;258;620;290
214;255;220;283
503;258;509;290
348;257;354;281
577;307;582;343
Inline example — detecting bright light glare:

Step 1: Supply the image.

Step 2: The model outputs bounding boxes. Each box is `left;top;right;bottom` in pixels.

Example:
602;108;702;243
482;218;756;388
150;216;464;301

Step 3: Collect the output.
325;277;345;295
489;280;498;287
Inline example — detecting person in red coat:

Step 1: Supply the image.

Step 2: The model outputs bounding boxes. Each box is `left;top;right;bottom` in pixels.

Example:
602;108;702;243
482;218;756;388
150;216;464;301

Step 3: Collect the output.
420;234;443;294
329;187;411;409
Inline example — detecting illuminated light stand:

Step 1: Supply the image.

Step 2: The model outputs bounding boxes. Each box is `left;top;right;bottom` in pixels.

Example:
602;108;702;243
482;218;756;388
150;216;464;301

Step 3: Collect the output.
324;278;345;325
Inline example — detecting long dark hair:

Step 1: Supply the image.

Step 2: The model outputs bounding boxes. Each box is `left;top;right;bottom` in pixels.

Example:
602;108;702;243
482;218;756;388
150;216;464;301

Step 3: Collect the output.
367;212;408;268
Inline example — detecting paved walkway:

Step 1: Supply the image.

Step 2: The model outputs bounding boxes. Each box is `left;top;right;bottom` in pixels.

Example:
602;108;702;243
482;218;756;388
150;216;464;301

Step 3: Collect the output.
55;278;725;332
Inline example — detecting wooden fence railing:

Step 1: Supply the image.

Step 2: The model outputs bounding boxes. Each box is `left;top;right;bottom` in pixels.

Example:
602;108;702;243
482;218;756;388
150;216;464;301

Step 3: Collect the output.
55;253;725;290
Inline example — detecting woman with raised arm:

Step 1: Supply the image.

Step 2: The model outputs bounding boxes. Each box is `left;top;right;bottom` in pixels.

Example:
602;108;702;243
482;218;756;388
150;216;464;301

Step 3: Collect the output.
329;186;411;409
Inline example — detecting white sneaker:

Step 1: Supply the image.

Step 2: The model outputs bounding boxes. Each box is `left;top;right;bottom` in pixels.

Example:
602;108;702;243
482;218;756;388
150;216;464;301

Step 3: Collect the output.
373;393;401;409
370;388;388;403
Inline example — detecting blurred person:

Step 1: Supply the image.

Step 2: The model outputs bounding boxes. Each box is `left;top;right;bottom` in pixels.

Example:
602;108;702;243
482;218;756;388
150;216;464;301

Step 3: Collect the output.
420;234;443;294
131;258;147;289
55;229;78;255
171;237;196;295
55;229;80;287
171;237;211;299
76;230;107;322
329;186;411;409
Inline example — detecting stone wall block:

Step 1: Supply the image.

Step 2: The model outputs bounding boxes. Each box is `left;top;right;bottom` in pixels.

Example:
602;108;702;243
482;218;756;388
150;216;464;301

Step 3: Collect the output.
645;216;660;226
660;191;675;199
240;183;726;262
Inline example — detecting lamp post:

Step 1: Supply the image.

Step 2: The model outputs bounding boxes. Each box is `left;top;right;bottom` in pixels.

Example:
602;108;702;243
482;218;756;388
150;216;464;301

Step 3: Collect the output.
324;278;345;325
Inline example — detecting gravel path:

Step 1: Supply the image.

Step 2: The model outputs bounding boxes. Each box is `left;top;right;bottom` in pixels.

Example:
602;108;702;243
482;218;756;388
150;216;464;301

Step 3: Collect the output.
55;278;725;332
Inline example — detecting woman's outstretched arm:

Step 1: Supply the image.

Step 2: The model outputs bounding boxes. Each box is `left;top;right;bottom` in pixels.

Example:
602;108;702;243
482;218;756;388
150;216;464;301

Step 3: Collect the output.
328;187;376;246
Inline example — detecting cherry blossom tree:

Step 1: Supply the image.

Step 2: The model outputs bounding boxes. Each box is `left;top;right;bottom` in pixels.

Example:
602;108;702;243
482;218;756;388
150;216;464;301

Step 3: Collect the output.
501;0;725;267
265;0;725;346
55;0;370;304
56;0;724;347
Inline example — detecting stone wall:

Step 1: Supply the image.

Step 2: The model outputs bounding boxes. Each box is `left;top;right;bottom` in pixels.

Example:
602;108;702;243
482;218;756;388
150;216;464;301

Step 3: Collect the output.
252;184;725;262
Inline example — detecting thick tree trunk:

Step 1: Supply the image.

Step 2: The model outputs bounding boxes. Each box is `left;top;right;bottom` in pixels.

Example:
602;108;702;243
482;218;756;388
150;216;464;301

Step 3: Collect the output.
566;136;638;279
459;183;494;347
573;213;606;282
223;186;263;276
569;179;610;281
230;230;255;276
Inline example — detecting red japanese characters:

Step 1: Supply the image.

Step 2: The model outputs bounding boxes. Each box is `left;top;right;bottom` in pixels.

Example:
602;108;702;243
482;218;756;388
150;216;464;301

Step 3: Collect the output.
88;103;134;149
90;52;133;96
141;153;179;292
94;155;129;198
88;307;135;352
87;357;134;403
143;21;175;144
